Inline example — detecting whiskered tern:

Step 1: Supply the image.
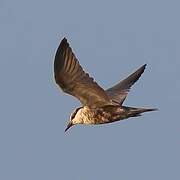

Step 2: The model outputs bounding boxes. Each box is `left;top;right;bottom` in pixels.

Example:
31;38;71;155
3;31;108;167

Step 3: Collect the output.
54;38;157;132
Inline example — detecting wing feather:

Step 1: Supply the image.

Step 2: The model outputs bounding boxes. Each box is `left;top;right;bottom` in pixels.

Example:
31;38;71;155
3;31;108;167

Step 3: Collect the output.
54;38;112;108
106;64;146;105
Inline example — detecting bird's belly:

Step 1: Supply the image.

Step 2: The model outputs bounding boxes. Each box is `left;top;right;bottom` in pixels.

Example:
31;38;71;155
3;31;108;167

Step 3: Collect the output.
82;106;126;125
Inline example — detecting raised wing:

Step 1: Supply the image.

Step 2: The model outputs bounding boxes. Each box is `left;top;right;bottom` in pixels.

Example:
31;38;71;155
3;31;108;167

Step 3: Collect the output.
106;64;146;105
54;38;112;108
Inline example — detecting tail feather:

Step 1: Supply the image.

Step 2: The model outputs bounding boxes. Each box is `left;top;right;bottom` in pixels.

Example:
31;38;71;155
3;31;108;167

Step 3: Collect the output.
123;106;158;117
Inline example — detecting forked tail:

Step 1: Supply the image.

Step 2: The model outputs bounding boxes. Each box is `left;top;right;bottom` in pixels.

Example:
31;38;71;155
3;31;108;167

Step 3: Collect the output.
123;106;158;117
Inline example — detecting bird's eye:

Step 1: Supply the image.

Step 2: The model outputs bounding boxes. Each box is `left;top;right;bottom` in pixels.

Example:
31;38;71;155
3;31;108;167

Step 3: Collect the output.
70;107;82;120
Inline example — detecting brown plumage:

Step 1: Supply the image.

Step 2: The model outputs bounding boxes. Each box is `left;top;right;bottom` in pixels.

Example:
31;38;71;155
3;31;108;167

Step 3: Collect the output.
54;38;157;132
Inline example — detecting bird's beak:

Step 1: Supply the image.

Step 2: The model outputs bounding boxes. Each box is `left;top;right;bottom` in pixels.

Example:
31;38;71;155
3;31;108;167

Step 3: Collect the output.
65;122;73;132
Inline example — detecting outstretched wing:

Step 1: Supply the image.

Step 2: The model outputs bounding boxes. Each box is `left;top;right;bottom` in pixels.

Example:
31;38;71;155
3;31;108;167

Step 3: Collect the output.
54;38;112;108
106;64;146;105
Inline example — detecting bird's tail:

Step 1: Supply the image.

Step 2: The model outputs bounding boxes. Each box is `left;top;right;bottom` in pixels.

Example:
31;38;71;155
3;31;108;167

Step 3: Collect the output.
122;106;158;117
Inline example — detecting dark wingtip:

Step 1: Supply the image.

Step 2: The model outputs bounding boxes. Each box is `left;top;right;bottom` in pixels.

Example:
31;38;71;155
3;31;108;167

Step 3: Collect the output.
61;37;67;43
55;37;68;54
54;37;69;81
143;64;147;68
141;64;147;72
136;64;147;76
60;37;68;47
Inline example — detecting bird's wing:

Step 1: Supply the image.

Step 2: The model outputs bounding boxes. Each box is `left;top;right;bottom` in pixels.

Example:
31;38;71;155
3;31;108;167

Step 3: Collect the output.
54;38;112;108
106;64;146;105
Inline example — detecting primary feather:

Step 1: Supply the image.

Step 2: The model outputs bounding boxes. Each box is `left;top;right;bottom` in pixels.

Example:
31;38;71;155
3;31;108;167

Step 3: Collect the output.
106;64;146;104
54;38;112;108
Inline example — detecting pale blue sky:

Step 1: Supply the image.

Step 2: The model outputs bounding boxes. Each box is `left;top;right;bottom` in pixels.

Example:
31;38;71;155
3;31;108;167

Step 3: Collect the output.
0;0;179;179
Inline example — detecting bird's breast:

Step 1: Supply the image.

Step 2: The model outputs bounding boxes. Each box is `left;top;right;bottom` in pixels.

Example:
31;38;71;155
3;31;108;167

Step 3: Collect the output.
81;106;125;125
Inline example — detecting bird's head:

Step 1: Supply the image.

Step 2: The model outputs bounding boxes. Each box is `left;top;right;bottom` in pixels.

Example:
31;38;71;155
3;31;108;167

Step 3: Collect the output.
65;107;83;132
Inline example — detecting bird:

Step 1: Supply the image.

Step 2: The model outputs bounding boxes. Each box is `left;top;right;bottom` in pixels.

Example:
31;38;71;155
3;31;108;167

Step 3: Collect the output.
54;37;157;132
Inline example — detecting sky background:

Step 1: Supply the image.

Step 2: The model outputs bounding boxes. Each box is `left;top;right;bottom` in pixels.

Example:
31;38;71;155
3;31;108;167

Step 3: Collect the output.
0;0;179;179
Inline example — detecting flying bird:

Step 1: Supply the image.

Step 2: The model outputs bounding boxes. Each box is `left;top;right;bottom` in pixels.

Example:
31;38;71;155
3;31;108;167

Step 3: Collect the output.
54;38;157;132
